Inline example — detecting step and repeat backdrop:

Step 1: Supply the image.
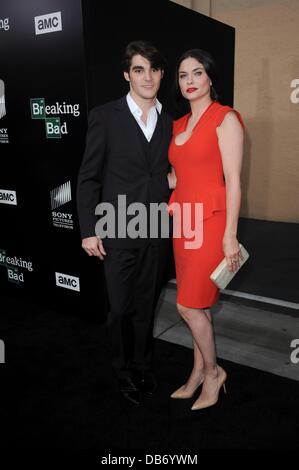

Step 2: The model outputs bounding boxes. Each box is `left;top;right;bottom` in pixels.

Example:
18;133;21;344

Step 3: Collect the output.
0;0;110;316
0;0;235;317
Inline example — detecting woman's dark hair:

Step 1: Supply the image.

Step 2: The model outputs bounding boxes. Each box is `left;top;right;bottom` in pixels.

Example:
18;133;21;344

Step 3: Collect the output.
122;40;166;73
174;48;220;113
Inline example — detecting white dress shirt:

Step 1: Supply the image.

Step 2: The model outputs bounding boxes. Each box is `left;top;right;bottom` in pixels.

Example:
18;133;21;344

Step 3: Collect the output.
126;92;162;142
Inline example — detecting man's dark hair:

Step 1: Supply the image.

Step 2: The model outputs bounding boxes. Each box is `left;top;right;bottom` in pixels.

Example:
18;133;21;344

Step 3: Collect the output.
122;40;166;73
173;48;220;114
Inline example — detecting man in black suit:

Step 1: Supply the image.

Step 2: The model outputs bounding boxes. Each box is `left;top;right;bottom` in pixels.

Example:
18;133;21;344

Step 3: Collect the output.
76;41;173;406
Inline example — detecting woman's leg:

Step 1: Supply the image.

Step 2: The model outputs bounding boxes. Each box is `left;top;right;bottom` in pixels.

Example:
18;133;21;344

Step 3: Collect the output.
176;303;226;403
170;314;206;397
203;308;212;323
178;304;227;406
177;303;217;375
180;337;205;393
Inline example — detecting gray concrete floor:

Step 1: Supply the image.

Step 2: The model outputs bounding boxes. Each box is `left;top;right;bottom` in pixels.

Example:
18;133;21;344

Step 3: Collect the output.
154;283;299;382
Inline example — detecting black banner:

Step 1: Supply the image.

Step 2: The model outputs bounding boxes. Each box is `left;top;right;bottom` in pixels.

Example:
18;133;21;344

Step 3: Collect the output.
0;0;235;317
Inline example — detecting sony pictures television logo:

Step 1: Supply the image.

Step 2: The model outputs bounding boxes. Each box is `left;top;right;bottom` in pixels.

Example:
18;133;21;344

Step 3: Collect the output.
0;79;9;143
0;79;6;119
50;181;73;229
34;11;62;35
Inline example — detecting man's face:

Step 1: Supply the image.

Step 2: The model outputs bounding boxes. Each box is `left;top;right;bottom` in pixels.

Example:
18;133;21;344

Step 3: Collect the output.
124;54;163;101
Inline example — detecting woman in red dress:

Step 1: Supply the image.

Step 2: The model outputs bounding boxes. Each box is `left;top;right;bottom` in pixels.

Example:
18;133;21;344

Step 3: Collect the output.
167;49;244;410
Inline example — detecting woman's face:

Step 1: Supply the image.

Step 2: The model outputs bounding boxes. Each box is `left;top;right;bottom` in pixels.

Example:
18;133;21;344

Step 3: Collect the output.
178;57;211;102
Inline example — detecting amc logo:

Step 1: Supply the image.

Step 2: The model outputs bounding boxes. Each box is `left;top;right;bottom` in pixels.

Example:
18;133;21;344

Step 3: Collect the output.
0;189;17;205
55;272;80;292
34;11;62;35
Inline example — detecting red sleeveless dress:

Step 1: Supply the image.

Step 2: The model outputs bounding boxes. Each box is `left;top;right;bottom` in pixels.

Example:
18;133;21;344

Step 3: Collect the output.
168;101;244;308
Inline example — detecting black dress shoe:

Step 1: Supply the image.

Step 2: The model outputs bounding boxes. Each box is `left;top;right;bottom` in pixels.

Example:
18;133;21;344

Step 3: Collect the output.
134;370;157;397
118;377;142;407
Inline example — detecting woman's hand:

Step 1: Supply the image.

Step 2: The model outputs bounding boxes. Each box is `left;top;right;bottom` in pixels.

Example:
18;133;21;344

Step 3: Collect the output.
167;167;177;189
223;234;243;272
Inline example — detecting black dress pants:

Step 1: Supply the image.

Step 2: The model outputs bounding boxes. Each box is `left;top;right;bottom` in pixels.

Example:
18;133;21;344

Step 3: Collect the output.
103;241;169;379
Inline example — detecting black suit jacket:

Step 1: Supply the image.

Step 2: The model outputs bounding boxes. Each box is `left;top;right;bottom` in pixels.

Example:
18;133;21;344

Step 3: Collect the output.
76;96;173;247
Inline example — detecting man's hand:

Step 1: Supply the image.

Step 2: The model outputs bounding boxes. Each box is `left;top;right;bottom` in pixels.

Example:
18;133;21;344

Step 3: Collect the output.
82;236;107;260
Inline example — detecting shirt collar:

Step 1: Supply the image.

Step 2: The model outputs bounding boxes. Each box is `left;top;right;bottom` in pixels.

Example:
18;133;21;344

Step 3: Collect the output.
126;92;162;116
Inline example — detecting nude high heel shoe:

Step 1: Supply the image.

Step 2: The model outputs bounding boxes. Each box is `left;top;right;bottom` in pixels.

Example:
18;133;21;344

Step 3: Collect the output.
170;376;204;399
191;366;227;410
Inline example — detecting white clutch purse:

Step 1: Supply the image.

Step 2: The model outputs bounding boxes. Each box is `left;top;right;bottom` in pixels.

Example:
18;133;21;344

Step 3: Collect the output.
210;243;249;290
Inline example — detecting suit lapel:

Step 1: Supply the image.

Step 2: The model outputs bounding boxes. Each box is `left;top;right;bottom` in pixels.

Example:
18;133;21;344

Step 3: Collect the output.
150;111;166;170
